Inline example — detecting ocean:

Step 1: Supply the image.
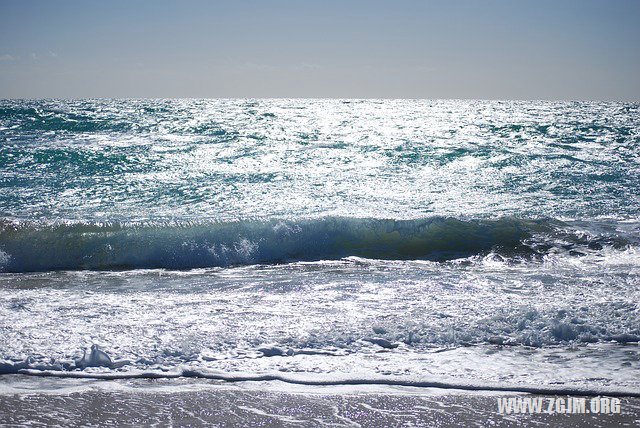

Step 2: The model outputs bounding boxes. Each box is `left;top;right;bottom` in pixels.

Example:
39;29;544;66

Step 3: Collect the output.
1;98;639;396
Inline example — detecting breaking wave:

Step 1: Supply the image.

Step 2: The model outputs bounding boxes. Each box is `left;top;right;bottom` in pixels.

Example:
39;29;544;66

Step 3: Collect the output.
0;216;634;272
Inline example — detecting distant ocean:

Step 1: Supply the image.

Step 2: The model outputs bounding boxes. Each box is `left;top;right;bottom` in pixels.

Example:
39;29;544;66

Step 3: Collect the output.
1;99;639;394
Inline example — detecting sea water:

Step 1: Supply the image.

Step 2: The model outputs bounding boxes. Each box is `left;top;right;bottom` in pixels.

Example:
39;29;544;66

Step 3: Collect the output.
0;99;639;393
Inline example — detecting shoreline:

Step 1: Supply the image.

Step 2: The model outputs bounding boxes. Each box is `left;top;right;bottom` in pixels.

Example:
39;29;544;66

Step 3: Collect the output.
5;369;640;398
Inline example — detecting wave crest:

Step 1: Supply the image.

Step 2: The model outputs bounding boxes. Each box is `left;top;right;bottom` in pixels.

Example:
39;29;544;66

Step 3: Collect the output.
0;216;633;272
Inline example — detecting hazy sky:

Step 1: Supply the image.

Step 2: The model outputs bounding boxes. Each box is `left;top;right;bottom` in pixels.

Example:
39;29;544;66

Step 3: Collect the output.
1;0;639;100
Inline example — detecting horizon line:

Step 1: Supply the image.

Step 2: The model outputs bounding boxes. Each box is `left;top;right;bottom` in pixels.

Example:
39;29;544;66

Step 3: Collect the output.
1;96;638;103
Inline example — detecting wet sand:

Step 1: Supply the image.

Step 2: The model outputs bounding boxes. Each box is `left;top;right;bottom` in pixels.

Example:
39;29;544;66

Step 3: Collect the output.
1;377;639;427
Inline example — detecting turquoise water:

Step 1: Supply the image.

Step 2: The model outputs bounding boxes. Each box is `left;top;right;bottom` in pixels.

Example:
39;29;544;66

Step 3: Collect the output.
1;99;639;392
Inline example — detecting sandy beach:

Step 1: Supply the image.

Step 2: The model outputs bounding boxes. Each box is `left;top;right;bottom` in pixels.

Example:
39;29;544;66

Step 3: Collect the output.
1;376;639;427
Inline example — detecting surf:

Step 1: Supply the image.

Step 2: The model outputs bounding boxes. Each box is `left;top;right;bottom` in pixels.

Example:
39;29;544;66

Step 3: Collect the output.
0;216;634;273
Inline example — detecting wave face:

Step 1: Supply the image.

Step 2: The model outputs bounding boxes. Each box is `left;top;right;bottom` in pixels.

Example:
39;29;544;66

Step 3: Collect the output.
0;217;529;272
2;216;635;272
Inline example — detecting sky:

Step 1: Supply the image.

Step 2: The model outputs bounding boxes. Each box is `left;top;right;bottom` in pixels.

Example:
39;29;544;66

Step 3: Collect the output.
0;0;639;100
